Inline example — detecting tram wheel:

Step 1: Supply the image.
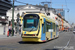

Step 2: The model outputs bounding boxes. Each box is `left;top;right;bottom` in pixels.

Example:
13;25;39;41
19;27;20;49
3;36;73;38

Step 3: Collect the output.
46;37;48;41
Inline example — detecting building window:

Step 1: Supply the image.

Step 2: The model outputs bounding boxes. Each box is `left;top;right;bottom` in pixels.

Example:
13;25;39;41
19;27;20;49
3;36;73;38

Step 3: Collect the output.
29;6;31;8
47;13;50;16
42;8;44;10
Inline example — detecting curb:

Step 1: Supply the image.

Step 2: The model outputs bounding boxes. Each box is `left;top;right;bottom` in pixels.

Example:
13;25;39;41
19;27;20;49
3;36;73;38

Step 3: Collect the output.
0;35;21;39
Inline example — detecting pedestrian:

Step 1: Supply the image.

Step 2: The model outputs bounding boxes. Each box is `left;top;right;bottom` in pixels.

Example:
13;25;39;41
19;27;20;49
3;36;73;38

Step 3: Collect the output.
3;26;5;35
15;26;17;34
19;27;21;35
9;25;12;36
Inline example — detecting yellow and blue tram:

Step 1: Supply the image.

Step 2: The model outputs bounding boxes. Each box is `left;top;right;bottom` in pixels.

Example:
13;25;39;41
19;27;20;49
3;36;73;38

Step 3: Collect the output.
21;13;59;42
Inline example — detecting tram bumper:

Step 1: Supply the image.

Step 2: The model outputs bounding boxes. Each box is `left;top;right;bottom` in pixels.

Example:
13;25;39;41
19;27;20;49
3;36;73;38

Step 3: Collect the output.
22;36;44;42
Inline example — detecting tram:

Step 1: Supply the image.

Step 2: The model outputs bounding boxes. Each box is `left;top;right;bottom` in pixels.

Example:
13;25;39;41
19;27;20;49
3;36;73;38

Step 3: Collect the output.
21;13;59;42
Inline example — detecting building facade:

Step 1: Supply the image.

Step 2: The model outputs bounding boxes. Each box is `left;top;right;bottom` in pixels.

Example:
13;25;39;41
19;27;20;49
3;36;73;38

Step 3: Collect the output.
56;9;65;18
0;0;12;35
0;0;12;25
6;4;71;31
7;4;57;22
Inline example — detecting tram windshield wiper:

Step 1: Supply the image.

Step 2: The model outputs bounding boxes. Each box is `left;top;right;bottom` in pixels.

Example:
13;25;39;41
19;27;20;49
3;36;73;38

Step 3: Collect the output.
29;28;35;32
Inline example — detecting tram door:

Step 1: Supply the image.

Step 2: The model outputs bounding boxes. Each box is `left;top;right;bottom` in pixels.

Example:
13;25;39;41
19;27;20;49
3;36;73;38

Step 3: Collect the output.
41;19;46;40
56;25;59;37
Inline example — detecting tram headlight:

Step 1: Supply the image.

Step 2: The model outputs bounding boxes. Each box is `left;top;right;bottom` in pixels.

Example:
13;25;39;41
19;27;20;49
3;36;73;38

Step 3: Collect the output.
32;34;36;36
24;34;26;36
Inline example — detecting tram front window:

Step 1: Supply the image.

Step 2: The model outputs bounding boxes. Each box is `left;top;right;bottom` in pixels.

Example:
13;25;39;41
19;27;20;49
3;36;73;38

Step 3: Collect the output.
23;19;39;31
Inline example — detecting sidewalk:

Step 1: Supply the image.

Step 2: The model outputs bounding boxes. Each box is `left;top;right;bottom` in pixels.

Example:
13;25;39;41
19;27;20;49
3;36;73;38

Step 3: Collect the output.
0;35;8;38
0;34;21;39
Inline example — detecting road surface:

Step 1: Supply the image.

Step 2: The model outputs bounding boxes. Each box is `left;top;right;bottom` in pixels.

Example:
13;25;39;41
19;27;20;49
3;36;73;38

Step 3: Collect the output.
0;32;75;50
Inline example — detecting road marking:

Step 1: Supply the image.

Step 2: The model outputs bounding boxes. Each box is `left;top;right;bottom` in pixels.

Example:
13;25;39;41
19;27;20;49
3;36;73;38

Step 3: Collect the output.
61;36;72;50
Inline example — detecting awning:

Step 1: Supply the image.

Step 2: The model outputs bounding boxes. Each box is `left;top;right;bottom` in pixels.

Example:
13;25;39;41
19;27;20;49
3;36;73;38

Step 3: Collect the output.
0;19;7;24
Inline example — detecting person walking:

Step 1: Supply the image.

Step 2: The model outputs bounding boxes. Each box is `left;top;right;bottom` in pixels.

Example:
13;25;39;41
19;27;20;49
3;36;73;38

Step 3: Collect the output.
19;26;21;35
9;25;12;36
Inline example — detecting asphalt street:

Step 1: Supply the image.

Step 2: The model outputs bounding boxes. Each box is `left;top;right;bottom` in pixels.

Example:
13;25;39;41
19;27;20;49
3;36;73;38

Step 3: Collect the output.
0;32;75;50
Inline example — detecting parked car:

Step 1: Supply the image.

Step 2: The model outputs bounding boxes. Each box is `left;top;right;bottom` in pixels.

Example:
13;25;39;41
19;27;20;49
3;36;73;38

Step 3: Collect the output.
73;30;75;33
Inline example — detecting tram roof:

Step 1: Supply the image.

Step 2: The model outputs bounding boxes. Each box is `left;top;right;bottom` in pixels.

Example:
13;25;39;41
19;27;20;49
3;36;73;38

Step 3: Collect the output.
36;13;55;23
23;13;55;23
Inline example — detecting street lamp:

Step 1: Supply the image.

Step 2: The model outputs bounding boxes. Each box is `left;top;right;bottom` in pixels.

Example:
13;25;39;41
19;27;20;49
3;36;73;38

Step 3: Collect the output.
12;0;14;36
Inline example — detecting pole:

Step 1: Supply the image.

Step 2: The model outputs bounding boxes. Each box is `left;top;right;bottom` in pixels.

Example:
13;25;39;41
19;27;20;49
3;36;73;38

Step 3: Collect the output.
50;0;52;8
12;0;14;36
61;8;63;31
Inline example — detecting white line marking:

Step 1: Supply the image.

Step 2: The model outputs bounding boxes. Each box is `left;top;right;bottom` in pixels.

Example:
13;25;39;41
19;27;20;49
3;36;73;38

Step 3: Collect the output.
61;36;72;50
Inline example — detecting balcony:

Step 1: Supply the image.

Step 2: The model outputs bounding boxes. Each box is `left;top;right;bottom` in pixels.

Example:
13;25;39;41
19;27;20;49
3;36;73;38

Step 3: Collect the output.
0;2;12;8
0;11;6;14
0;0;12;5
0;5;11;10
5;0;11;2
0;8;9;10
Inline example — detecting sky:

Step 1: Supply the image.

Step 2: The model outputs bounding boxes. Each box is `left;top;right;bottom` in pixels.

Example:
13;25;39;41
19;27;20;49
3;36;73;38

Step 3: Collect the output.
14;0;75;24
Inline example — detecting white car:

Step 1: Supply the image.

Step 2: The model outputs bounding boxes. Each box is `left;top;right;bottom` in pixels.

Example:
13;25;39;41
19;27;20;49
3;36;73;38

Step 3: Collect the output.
73;30;75;33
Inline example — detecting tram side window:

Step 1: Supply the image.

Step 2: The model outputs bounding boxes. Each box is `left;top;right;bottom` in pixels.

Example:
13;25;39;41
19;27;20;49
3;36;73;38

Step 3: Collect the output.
46;22;52;32
24;19;27;28
56;25;59;32
43;24;45;33
53;23;55;32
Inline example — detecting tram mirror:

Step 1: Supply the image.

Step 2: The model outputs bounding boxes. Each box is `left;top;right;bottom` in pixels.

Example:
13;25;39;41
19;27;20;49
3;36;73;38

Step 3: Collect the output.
40;19;44;24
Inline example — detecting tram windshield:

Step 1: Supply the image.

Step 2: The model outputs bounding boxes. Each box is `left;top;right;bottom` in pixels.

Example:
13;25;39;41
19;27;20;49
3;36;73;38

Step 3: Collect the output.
23;14;39;31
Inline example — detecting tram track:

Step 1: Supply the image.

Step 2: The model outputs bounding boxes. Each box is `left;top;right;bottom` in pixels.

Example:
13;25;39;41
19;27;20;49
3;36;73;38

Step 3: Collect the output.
61;32;73;50
0;32;74;50
61;36;72;50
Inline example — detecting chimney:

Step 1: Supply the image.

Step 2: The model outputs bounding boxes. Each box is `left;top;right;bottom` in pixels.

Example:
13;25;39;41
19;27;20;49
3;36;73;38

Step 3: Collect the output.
39;4;41;6
36;4;38;6
26;4;28;5
44;4;48;8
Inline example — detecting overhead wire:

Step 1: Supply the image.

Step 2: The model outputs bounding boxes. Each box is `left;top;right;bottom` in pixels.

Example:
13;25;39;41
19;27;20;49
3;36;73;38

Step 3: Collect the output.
65;0;71;24
65;0;68;9
15;0;28;4
65;0;69;12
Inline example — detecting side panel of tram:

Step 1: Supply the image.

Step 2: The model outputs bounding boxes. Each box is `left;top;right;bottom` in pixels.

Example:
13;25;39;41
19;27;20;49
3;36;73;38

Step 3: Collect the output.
45;21;59;41
21;13;59;42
